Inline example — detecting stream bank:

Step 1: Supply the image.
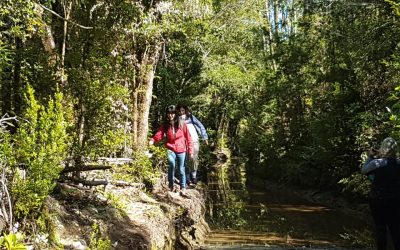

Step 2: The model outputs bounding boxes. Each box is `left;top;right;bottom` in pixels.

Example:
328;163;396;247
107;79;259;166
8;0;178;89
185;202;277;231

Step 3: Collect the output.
46;174;210;250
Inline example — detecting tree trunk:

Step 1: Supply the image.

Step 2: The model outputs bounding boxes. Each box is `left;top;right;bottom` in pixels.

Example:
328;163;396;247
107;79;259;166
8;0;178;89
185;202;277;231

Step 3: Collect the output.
36;3;57;67
216;110;230;150
273;0;279;42
264;0;277;71
60;1;72;87
131;43;161;151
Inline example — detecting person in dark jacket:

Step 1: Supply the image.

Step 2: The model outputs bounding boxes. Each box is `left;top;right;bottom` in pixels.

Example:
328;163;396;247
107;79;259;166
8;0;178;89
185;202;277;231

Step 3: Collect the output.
149;105;193;193
362;137;400;250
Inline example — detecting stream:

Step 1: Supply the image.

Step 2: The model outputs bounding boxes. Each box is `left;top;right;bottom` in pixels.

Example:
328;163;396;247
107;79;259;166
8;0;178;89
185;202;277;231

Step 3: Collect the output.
198;155;374;250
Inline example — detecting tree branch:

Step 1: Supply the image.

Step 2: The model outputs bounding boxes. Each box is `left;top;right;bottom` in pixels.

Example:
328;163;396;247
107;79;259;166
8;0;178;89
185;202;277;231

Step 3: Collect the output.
60;165;112;174
37;3;93;30
61;176;108;187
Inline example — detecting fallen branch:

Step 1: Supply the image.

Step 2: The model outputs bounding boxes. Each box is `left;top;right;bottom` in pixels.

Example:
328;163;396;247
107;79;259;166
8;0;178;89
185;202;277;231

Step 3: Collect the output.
61;165;112;174
0;169;13;232
61;176;108;187
113;181;144;188
97;157;133;165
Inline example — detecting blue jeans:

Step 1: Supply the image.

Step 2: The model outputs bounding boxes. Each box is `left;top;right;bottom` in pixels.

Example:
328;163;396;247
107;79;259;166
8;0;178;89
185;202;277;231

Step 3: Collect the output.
167;150;186;189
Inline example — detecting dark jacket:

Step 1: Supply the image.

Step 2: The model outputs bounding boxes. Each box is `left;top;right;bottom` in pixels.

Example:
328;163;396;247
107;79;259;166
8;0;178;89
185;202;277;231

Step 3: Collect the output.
364;157;400;199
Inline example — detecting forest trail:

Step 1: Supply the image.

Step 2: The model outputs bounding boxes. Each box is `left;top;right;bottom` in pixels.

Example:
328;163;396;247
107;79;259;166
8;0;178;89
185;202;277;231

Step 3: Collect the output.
199;179;373;249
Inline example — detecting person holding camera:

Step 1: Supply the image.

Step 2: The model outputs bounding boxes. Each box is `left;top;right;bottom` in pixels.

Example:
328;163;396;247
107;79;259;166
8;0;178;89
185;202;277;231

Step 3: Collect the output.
362;137;400;250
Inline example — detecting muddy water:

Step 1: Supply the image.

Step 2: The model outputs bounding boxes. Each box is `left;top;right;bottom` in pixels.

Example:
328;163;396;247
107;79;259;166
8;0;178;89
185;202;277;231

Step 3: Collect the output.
199;156;373;250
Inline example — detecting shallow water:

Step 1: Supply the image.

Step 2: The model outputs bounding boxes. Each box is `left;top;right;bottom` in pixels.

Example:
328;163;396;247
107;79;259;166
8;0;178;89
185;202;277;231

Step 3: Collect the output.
199;159;373;250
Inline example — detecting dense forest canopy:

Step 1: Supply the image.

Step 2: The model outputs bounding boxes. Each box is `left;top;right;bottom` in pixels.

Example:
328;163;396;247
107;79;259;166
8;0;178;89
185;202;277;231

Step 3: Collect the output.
1;0;400;245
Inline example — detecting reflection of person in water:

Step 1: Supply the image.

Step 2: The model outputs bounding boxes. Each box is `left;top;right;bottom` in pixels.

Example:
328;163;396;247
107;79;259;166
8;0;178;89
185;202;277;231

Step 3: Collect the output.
362;137;400;250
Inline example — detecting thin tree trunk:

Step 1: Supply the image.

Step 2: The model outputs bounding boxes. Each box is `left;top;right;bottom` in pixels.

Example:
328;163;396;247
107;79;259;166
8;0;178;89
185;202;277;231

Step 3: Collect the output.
41;25;57;66
60;1;72;87
131;77;138;147
136;75;153;148
273;0;279;41
78;102;86;149
264;0;277;71
35;1;69;90
216;110;229;150
131;43;161;151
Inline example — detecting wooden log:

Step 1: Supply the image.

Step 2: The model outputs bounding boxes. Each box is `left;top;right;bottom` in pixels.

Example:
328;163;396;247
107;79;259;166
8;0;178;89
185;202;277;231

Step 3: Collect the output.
61;176;108;187
97;157;133;165
61;165;112;174
113;181;144;188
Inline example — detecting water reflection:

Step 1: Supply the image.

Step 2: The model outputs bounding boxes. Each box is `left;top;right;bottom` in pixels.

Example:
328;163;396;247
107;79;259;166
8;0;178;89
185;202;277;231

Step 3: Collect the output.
201;155;373;249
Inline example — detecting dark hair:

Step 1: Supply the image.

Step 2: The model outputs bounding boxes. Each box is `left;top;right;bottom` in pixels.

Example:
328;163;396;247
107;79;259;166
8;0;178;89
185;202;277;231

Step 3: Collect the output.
176;104;190;117
163;105;184;129
165;105;177;114
164;105;177;121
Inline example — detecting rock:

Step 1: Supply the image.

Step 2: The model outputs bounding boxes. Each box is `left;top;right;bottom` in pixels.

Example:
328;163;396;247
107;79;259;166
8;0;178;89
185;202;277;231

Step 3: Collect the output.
47;175;210;249
71;241;86;250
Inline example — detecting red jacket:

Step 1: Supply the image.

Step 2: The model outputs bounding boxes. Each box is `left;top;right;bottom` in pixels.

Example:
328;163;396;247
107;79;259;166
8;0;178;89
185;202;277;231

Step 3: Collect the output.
151;123;193;155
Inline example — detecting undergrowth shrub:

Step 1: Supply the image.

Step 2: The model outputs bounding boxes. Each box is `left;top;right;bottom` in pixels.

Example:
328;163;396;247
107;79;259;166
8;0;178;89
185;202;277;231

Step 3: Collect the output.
0;232;27;250
112;147;165;188
12;85;68;219
88;223;111;250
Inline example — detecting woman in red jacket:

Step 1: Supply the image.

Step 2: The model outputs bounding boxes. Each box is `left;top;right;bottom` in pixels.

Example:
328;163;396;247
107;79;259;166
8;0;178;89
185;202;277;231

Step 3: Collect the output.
149;105;193;192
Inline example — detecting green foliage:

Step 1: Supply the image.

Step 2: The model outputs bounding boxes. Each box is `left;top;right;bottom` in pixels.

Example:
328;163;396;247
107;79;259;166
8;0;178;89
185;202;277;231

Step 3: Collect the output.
2;1;400;246
0;126;16;170
232;0;400;198
387;85;400;139
12;85;67;218
0;0;45;98
68;78;130;159
0;233;27;250
386;0;400;16
338;173;371;198
103;191;127;214
339;229;374;249
112;148;164;187
0;0;42;40
209;203;247;229
87;223;111;250
0;40;12;75
34;207;62;249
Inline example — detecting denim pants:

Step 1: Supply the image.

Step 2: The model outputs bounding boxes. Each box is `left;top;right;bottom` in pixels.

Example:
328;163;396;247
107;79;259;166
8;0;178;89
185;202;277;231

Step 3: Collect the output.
167;150;186;189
